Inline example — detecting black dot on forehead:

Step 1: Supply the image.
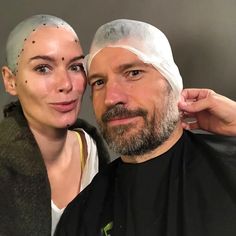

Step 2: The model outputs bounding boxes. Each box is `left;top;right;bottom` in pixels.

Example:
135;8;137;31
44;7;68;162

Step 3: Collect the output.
74;39;78;43
43;23;46;26
24;38;27;41
25;80;27;83
32;41;35;44
62;57;65;61
33;29;36;31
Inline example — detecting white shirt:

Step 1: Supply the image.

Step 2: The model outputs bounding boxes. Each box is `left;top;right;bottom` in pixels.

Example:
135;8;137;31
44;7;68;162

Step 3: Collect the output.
51;129;99;235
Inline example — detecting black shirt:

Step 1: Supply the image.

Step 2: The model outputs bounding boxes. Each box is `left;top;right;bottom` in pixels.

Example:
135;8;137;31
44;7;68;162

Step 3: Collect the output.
113;141;178;235
55;131;236;236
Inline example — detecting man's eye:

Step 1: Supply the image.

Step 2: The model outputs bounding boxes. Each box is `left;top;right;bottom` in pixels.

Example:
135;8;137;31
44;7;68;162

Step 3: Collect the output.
91;79;104;88
127;70;143;78
34;65;51;74
69;64;84;72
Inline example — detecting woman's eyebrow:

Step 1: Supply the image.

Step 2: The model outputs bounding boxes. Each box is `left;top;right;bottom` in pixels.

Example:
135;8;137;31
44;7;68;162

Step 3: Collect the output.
68;55;85;64
28;55;84;64
29;55;55;62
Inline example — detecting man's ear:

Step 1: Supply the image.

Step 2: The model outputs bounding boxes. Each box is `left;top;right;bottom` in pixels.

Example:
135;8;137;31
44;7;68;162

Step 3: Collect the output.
1;66;17;96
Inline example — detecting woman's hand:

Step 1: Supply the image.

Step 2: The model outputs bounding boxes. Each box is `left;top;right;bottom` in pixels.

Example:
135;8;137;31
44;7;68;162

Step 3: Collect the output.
178;88;236;136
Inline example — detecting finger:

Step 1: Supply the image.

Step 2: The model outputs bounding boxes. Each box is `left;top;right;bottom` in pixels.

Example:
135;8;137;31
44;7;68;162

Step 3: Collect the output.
179;97;212;113
181;88;215;101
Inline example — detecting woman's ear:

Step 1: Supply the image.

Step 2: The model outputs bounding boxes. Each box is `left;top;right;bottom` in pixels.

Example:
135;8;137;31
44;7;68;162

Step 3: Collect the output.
2;66;17;96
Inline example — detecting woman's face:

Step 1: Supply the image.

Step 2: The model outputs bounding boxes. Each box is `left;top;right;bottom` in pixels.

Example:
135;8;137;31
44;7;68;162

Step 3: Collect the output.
13;26;86;132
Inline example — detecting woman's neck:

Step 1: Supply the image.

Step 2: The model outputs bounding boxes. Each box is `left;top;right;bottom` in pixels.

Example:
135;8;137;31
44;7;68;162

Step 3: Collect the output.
29;125;71;164
30;125;83;208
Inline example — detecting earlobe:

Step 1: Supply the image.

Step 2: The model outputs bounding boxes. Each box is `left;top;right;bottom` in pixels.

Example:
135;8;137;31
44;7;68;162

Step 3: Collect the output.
2;66;17;96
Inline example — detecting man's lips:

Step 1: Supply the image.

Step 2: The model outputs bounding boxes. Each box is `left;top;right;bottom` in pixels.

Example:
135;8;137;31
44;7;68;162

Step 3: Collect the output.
105;115;140;126
49;100;78;112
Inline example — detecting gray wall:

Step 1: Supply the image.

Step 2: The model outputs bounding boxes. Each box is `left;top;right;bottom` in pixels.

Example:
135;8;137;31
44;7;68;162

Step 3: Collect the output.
1;0;236;127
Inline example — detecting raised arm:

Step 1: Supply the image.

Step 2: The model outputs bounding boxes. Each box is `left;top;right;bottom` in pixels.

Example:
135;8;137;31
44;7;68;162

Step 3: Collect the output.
178;88;236;136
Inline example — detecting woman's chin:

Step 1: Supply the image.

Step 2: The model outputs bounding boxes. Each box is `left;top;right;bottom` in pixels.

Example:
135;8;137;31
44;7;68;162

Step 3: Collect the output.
56;118;77;129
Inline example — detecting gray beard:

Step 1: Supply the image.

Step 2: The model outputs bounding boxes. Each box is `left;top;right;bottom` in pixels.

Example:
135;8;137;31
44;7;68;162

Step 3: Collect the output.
97;91;180;157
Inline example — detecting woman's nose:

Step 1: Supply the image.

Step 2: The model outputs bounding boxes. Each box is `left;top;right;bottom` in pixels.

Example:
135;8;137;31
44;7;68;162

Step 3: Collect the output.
57;70;73;93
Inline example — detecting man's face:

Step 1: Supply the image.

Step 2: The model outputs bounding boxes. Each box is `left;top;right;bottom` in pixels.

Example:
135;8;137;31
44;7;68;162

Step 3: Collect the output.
88;47;179;156
13;27;86;132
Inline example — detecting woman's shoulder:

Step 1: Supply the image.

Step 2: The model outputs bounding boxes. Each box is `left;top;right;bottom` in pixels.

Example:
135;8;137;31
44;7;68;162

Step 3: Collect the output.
72;118;110;169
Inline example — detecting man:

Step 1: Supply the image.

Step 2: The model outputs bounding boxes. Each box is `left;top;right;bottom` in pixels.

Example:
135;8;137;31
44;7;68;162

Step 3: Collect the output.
55;19;236;236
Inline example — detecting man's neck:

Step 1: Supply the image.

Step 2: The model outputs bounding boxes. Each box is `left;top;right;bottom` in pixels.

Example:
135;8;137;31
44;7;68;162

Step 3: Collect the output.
121;124;183;164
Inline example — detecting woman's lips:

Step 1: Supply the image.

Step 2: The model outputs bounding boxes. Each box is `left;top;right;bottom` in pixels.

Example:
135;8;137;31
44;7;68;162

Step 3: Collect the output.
50;100;77;112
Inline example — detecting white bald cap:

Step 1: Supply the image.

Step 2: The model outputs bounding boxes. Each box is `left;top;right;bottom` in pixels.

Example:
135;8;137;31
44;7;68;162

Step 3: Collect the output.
86;19;183;96
6;14;78;73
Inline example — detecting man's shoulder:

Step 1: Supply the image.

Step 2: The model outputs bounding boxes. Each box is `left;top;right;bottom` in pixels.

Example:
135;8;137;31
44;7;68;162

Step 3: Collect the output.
77;157;120;198
186;130;236;156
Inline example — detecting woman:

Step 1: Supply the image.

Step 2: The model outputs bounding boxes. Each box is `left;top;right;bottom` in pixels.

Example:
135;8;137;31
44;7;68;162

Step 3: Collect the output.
0;15;109;235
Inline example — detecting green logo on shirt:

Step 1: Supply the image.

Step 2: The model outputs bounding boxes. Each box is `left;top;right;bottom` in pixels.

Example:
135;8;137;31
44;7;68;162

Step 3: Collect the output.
101;222;113;236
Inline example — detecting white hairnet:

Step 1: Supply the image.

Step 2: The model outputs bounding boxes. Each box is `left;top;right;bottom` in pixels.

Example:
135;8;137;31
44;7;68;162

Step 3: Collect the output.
6;14;78;73
86;19;183;96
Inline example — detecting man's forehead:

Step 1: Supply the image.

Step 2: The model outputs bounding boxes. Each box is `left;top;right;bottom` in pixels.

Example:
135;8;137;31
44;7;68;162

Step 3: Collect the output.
87;19;183;95
91;47;148;69
88;48;157;81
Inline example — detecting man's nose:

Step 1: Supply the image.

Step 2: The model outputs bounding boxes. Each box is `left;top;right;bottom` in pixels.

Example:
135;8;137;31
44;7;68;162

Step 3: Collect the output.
104;80;128;107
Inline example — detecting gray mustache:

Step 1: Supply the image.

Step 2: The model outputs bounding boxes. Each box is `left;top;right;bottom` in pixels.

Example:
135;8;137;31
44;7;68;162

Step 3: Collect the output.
101;105;147;123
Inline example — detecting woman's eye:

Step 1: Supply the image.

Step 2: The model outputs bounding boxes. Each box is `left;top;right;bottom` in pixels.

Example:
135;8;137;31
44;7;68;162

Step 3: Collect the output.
69;64;84;72
34;65;51;74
